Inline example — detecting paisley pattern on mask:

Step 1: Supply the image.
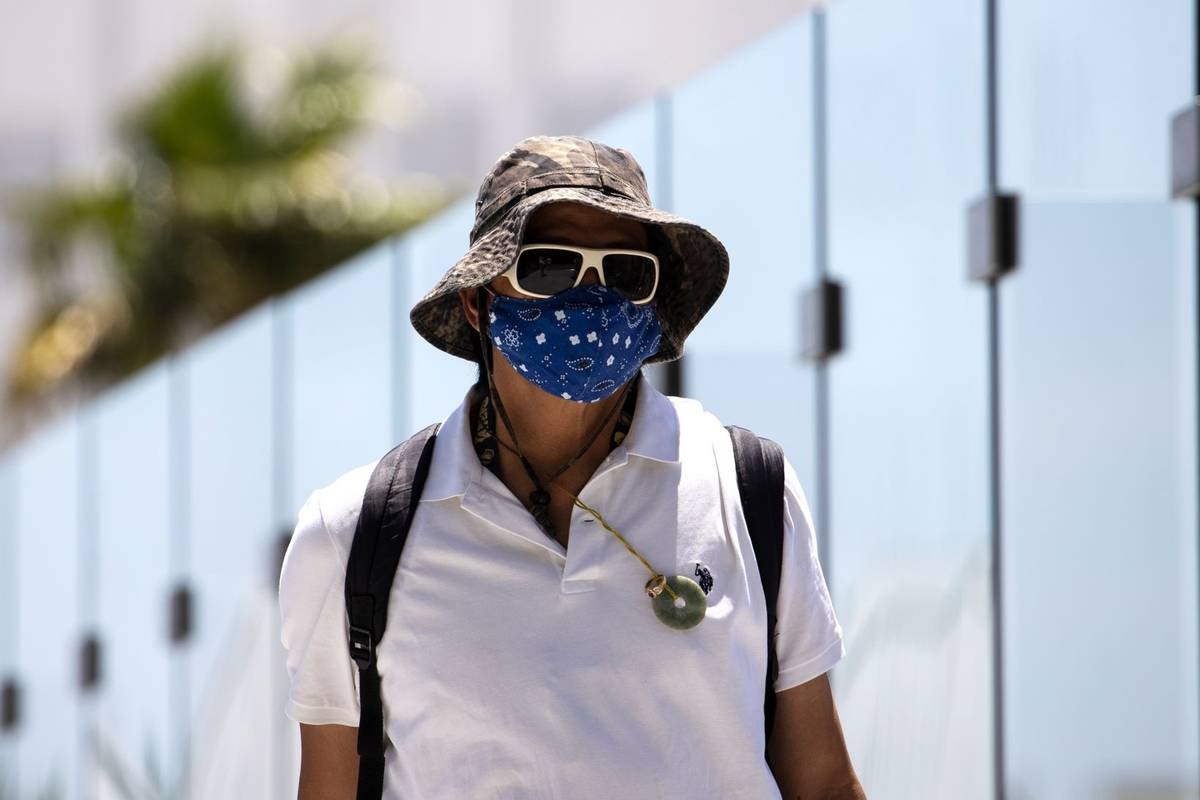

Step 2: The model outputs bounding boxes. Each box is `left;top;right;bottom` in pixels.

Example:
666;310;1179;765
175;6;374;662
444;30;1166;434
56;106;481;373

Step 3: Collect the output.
487;283;662;404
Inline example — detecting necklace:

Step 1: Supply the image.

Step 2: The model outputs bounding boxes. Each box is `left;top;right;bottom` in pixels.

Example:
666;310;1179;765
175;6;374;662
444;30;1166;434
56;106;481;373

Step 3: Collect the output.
474;286;706;630
488;431;707;630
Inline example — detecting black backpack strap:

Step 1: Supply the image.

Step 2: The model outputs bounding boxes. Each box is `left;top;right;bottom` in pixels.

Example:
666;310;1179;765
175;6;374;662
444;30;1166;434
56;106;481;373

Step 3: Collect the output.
725;424;786;755
344;422;441;800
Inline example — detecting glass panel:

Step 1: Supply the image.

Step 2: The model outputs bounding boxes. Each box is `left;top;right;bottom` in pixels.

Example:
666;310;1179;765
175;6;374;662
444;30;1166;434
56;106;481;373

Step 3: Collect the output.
999;2;1197;798
92;365;172;796
672;15;820;496
13;415;80;800
289;241;395;511
0;453;14;796
183;305;281;798
999;0;1191;199
825;0;992;796
1000;204;1197;800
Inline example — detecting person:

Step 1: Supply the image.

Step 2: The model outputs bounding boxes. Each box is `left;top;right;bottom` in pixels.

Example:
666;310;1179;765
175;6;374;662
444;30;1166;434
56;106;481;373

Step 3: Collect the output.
278;134;866;799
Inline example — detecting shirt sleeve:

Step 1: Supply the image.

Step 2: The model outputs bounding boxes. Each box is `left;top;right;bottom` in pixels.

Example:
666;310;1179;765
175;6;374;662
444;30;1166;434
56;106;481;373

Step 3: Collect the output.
772;454;846;692
278;490;361;726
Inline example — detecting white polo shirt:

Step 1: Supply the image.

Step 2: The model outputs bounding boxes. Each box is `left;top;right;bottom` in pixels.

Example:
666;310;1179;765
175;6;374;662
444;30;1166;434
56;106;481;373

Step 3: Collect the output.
278;374;845;799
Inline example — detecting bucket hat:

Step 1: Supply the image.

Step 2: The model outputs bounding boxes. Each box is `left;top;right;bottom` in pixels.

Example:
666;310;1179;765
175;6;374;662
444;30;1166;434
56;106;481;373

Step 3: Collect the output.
409;134;729;365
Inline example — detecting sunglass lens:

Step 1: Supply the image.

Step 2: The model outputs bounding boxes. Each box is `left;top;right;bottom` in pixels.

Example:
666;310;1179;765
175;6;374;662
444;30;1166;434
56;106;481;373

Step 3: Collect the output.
515;248;582;295
602;254;657;302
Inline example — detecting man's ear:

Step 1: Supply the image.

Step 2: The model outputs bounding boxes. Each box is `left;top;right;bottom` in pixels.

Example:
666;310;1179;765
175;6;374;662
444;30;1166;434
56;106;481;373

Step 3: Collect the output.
459;288;480;332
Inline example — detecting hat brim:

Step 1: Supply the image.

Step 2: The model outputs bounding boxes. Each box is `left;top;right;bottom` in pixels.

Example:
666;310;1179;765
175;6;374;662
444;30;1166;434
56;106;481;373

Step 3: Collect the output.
409;185;729;365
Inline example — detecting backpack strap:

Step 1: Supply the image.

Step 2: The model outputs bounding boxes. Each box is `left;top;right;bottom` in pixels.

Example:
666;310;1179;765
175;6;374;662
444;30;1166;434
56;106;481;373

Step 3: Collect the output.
725;424;786;754
344;422;441;800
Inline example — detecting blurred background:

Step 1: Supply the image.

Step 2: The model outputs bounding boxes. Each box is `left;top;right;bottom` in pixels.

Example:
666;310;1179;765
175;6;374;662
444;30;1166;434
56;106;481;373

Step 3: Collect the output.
0;0;1195;798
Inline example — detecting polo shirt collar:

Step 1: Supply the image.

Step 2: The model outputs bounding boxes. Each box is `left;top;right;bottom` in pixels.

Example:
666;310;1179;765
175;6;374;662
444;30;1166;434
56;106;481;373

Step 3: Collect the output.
622;373;681;464
419;371;680;504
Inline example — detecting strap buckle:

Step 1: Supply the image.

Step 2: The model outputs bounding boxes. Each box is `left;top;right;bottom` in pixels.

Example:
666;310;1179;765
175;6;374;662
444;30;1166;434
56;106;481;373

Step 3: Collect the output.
348;625;374;668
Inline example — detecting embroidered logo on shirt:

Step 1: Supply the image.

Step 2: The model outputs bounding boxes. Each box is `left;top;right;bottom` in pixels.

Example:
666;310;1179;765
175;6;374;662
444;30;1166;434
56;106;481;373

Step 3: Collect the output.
693;562;714;595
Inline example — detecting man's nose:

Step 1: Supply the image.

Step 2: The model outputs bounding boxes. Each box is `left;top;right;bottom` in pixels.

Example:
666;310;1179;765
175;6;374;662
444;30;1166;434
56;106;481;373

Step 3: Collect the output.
579;263;602;285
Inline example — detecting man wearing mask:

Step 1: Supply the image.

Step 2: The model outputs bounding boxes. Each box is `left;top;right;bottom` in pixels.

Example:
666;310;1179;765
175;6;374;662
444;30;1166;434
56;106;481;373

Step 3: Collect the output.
279;134;865;799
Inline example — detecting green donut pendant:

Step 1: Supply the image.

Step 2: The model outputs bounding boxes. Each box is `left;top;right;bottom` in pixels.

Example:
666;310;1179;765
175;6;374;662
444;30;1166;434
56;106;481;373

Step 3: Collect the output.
647;575;707;630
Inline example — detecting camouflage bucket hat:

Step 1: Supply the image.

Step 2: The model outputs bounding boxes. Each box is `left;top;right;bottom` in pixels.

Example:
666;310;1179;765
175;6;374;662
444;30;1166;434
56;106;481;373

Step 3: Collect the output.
409;134;729;365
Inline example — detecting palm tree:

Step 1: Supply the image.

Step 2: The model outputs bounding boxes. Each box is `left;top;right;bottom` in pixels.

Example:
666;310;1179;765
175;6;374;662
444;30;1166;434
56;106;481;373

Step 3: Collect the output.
5;36;452;434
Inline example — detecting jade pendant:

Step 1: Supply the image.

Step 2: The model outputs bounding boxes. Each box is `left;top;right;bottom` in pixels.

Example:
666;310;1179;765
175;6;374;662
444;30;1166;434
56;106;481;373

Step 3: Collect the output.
649;575;707;630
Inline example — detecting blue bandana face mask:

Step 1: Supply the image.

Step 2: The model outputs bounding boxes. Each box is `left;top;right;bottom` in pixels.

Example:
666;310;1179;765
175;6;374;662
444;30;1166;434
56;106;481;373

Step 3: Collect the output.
485;283;663;403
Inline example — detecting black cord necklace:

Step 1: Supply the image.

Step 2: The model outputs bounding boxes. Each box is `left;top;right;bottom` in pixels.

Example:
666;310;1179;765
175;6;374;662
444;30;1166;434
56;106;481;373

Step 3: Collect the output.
472;286;706;630
474;287;631;539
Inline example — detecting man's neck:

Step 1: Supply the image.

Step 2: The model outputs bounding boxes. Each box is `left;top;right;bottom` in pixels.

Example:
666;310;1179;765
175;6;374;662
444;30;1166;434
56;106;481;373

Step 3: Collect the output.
485;352;634;496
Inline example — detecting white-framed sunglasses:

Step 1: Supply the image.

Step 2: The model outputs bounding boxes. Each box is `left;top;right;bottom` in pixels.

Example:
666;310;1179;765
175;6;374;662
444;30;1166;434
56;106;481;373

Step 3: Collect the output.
499;243;660;305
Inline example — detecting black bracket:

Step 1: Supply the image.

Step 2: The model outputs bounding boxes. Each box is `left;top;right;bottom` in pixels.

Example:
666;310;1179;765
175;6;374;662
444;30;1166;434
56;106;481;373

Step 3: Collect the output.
79;632;102;692
169;582;193;645
966;191;1020;282
799;278;844;362
0;676;20;733
1171;99;1200;198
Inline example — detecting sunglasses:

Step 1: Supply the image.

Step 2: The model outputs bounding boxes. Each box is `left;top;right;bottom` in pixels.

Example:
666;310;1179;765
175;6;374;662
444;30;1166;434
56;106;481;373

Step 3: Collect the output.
500;243;660;304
